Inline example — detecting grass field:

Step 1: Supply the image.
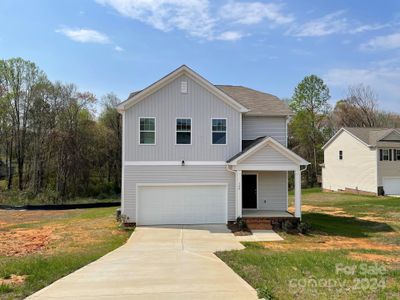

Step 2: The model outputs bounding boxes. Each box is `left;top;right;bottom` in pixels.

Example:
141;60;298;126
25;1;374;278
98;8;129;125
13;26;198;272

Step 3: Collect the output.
0;207;132;300
217;190;400;300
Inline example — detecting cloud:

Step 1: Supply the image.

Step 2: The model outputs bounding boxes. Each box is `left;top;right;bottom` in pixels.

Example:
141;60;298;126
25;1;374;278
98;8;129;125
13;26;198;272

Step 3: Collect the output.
95;0;294;41
287;10;348;37
56;27;111;44
114;45;124;51
215;31;245;41
219;1;293;25
287;10;390;38
96;0;215;40
349;23;390;34
360;32;400;51
324;63;400;110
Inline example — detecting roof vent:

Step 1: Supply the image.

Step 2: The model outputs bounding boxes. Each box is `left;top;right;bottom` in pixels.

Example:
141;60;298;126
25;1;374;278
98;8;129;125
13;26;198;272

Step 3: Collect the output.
181;81;188;94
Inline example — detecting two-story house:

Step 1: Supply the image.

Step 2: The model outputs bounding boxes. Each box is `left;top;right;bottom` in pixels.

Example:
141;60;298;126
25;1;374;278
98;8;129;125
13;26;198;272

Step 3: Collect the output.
117;65;309;226
322;127;400;196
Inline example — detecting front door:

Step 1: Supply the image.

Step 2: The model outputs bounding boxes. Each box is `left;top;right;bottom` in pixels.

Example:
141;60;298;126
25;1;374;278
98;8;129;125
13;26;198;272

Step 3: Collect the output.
242;175;257;209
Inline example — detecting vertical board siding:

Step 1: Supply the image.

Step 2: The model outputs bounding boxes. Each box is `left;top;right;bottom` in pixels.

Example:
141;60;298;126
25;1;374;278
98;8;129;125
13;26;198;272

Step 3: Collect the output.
124;74;241;161
124;165;236;222
242;116;287;145
257;171;287;210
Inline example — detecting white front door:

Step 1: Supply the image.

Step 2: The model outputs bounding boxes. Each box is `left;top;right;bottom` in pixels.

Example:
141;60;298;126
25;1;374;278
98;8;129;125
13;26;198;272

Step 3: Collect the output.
383;177;400;195
137;184;227;225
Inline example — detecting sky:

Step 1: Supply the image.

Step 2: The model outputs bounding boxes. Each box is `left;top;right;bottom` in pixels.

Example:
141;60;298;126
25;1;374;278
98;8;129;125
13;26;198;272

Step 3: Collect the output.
1;0;400;112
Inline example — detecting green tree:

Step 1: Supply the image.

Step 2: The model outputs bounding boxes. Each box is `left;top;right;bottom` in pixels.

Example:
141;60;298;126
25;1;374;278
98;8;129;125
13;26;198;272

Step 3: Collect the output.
289;75;331;186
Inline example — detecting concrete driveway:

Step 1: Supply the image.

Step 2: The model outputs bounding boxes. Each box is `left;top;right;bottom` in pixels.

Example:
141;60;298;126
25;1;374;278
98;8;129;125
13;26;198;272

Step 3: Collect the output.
28;225;259;299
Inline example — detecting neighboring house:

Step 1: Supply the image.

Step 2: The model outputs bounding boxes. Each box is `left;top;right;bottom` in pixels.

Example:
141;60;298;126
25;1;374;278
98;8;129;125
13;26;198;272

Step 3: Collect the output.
117;65;309;226
322;127;400;196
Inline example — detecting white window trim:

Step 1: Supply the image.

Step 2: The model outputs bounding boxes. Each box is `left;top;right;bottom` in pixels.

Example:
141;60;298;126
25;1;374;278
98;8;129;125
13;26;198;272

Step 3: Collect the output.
175;117;192;145
138;117;156;145
211;117;227;145
382;149;390;161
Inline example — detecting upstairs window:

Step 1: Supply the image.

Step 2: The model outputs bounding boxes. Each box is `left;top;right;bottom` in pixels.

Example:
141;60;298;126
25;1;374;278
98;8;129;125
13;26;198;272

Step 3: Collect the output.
339;150;343;160
176;118;191;144
394;149;400;161
139;117;156;145
380;149;390;161
212;118;227;145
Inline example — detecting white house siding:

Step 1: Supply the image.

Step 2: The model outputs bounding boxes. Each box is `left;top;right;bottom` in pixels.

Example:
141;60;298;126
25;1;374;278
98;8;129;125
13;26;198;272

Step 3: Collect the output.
124;74;241;161
123;165;235;222
240;145;298;169
242;116;287;146
377;155;400;186
322;131;377;194
254;171;287;210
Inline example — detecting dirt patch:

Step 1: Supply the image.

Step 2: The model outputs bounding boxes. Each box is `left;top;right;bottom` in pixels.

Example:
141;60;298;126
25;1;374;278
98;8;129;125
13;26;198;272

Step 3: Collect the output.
0;274;27;286
348;252;400;264
299;205;354;217
261;236;400;252
0;209;74;228
0;227;56;256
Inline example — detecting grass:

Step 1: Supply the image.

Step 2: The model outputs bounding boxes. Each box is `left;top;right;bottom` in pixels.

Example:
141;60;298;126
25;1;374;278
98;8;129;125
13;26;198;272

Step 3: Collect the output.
217;190;400;300
0;207;133;300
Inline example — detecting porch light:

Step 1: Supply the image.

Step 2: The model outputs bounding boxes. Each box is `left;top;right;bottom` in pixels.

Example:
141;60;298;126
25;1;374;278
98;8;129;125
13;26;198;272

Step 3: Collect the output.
181;160;185;166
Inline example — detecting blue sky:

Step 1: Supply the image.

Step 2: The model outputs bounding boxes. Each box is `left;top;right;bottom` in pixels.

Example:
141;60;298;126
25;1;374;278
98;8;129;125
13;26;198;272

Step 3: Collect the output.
1;0;400;112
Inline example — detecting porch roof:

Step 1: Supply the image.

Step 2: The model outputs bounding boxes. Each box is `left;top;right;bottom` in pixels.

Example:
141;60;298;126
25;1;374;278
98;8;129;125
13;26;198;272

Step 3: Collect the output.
227;137;309;170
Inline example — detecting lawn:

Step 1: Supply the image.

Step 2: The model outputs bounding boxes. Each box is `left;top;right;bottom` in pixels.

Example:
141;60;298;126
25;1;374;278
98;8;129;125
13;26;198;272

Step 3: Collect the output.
217;189;400;300
0;207;133;300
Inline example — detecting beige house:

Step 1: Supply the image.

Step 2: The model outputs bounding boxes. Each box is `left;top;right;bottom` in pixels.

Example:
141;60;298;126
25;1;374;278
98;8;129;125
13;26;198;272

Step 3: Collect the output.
322;127;400;196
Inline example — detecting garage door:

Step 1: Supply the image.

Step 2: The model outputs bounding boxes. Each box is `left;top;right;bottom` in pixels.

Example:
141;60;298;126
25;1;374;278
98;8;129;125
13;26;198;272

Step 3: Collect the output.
137;184;227;225
383;177;400;195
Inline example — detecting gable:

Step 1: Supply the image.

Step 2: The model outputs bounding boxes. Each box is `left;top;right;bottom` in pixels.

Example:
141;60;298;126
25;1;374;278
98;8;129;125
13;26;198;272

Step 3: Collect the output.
240;145;298;167
125;74;242;116
323;128;370;150
381;130;400;141
117;65;248;113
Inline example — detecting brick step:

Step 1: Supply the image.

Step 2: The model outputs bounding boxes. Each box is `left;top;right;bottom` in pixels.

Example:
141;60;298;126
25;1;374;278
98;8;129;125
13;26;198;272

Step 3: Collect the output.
243;218;273;230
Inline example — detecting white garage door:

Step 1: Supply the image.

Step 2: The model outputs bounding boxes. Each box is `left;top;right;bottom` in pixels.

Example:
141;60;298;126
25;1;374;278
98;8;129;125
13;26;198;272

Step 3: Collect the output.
383;177;400;195
137;184;227;225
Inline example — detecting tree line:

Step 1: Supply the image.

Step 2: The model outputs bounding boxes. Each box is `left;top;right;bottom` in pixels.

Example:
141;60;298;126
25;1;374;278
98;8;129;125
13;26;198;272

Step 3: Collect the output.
0;58;121;202
1;57;399;202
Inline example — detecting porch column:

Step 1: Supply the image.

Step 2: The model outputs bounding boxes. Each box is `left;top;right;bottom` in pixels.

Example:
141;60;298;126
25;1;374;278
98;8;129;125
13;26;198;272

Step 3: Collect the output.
294;169;301;219
236;170;242;218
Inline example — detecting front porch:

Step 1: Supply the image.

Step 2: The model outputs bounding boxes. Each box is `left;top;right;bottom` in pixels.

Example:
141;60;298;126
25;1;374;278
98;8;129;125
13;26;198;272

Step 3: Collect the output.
242;209;294;218
226;137;310;221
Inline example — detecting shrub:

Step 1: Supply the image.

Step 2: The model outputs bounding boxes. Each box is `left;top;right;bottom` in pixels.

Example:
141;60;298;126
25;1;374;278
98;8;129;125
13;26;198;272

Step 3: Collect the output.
236;217;247;230
257;286;275;300
281;219;296;232
297;221;312;234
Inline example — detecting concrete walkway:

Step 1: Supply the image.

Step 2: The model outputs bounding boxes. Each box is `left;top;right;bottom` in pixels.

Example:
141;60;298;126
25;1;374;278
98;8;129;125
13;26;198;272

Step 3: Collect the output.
28;225;259;299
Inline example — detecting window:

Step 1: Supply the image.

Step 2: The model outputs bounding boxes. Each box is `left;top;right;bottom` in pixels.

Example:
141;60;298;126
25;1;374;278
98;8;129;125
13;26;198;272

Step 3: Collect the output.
380;149;390;161
339;150;343;160
176;118;191;144
212;118;227;145
394;149;400;161
139;117;155;144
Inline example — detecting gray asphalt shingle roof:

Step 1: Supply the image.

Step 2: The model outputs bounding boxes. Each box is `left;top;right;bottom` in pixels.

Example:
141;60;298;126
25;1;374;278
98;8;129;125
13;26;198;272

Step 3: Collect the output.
216;85;293;116
345;127;400;146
